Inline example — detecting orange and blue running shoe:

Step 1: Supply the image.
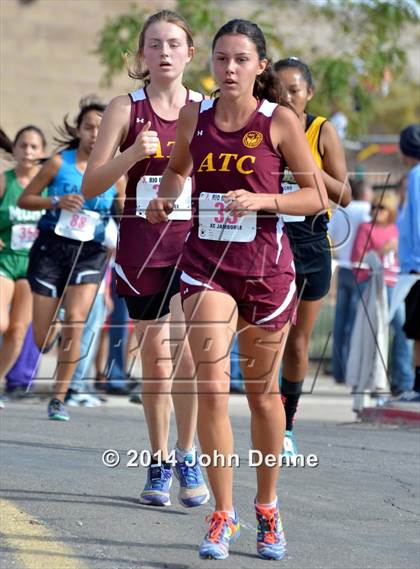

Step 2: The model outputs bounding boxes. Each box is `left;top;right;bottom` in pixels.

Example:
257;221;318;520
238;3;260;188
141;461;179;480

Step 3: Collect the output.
255;502;287;560
199;509;240;560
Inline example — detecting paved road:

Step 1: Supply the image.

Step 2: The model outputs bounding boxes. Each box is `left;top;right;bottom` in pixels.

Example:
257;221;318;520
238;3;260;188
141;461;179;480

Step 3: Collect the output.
1;384;419;569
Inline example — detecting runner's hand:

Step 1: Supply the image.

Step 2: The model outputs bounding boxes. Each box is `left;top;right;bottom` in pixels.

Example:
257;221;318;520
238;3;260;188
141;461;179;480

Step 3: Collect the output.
59;194;85;212
0;238;4;251
132;121;160;161
225;190;269;217
146;198;174;223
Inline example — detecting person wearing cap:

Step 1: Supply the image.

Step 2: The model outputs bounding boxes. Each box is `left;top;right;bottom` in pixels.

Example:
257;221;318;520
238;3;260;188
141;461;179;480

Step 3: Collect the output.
394;124;420;402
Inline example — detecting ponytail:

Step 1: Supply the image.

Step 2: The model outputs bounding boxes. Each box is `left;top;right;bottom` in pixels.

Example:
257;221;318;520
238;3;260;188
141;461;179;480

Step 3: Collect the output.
254;60;285;103
53;95;106;152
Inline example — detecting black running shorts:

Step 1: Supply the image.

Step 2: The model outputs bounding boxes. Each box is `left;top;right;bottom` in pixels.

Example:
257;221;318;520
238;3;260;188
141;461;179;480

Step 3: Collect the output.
292;237;332;301
121;267;181;321
28;230;107;298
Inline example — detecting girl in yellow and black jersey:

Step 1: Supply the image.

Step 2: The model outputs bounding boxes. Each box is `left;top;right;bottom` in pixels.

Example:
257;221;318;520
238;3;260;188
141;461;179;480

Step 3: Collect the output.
274;57;351;456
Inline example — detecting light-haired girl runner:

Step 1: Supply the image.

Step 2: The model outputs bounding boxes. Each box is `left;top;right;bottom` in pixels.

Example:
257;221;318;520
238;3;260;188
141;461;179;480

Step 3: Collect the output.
82;11;209;508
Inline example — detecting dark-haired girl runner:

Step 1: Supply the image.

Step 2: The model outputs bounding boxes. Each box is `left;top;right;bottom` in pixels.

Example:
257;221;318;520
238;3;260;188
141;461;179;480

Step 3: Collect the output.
274;57;351;457
147;19;328;561
82;11;209;509
18;97;125;421
0;126;47;408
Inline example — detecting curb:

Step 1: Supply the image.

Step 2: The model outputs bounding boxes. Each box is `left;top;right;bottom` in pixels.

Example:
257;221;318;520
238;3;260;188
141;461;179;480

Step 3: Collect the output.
360;405;420;426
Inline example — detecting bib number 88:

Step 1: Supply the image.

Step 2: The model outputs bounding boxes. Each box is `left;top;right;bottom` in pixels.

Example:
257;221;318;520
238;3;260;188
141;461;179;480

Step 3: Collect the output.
69;214;87;230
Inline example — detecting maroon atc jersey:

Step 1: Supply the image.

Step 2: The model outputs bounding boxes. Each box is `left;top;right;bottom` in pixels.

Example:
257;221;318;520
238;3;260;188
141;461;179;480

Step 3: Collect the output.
117;87;203;269
180;98;295;279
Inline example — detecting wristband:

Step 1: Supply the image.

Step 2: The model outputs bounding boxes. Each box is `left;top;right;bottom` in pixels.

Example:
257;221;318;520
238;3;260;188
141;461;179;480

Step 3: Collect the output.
50;195;61;208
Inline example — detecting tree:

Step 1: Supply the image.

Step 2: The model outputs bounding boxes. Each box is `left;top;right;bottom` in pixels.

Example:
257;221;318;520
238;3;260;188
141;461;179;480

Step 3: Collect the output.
94;0;419;135
307;0;419;135
94;0;284;93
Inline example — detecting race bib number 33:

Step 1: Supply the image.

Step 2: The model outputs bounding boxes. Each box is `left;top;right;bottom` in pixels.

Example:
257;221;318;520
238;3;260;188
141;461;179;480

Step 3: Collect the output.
54;209;100;241
198;192;257;242
136;175;192;221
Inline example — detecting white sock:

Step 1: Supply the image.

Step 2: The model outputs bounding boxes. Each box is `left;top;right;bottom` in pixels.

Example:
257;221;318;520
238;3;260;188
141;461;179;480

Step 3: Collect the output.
256;497;278;509
175;445;196;464
218;509;235;520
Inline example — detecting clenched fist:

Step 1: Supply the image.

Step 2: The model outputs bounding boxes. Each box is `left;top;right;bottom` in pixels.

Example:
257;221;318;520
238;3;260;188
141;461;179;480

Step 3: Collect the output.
132;121;160;161
146;198;174;224
59;193;85;212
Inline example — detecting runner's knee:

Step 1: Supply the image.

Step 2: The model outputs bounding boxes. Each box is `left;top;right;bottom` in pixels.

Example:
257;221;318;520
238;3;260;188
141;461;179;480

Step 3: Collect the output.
198;391;229;415
247;393;279;417
4;323;27;345
285;333;309;364
33;324;55;351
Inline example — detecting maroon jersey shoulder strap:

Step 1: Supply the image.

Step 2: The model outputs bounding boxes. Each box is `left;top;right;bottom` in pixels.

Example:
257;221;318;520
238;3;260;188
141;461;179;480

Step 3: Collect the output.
121;88;147;152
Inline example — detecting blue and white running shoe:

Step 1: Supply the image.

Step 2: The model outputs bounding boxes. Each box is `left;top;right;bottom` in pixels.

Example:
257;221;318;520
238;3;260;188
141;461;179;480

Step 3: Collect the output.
139;464;173;506
174;457;210;508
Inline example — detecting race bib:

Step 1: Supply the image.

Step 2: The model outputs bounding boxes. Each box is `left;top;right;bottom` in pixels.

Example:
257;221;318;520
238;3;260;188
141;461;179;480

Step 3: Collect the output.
136;175;192;220
54;209;100;241
11;224;38;251
281;183;305;223
198;192;257;242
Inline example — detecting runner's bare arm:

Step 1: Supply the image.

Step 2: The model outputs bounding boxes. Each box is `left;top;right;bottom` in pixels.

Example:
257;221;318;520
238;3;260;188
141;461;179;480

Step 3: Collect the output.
320;121;351;207
226;107;329;217
17;155;65;210
228;106;329;217
273;107;328;214
146;103;198;224
158;103;197;198
113;176;126;217
82;96;159;199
